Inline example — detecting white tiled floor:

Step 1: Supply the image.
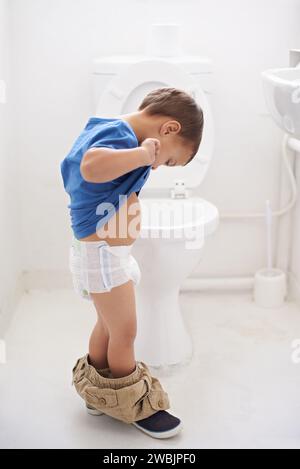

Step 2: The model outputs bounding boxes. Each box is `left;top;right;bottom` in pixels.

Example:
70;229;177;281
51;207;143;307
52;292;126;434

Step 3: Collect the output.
0;289;300;449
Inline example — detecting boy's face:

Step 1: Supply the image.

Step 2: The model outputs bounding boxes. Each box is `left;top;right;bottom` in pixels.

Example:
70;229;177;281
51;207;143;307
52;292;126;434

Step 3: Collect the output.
151;120;194;170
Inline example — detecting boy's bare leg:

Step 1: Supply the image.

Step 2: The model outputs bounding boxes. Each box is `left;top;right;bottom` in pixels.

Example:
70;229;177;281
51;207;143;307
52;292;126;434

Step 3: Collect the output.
90;280;137;378
89;316;110;370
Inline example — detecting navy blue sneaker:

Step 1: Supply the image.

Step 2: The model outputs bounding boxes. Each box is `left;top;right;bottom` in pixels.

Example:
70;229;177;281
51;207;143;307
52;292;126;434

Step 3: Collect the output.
132;410;183;439
86;405;182;439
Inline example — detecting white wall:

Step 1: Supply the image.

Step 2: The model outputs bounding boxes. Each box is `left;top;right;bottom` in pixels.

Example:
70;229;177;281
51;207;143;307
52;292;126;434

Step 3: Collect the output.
8;0;300;288
0;0;22;335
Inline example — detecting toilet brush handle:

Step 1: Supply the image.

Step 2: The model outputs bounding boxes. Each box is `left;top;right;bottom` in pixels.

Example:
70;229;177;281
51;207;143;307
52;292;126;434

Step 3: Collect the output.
266;200;273;272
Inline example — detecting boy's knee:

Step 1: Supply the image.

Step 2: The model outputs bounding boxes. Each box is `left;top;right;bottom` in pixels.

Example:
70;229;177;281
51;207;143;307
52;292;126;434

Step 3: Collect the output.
99;318;109;336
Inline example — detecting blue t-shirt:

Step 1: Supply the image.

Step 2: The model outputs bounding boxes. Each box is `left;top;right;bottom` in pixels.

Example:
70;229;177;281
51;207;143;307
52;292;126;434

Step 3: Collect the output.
60;117;151;239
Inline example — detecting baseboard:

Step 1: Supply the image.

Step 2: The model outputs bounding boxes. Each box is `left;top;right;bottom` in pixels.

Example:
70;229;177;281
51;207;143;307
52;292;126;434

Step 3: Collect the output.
10;270;300;316
24;270;255;293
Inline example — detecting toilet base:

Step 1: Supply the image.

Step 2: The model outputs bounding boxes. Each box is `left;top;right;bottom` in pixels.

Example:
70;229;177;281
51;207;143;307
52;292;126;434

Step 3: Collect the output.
134;285;194;369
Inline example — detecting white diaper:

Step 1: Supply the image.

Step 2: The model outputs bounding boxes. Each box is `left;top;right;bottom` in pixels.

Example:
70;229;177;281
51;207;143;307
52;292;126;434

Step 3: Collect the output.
69;237;141;301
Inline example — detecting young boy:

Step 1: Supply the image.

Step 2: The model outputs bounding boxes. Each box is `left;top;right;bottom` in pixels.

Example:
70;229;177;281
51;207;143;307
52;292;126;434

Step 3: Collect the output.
60;87;204;439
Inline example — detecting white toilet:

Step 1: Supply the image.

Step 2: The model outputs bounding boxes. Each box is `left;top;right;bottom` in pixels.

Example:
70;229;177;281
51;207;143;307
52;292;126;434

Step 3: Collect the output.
92;50;219;370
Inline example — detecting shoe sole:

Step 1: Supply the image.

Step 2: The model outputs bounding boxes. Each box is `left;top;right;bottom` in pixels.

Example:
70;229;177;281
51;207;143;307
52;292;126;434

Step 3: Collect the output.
131;421;183;439
86;407;183;439
86;407;105;416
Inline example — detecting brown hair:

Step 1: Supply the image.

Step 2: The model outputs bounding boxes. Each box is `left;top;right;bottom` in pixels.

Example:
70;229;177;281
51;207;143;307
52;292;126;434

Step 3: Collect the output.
138;87;204;163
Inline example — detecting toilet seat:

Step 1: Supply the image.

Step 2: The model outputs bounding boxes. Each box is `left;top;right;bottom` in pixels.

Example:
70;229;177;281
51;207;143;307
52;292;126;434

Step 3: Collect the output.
139;197;219;240
96;59;214;189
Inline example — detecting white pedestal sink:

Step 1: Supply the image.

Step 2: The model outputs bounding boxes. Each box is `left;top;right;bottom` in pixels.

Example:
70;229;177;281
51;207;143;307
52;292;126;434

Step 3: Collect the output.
262;67;300;138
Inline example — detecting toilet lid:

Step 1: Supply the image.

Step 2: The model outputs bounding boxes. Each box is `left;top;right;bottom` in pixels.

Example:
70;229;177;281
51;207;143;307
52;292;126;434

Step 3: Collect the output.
96;59;214;189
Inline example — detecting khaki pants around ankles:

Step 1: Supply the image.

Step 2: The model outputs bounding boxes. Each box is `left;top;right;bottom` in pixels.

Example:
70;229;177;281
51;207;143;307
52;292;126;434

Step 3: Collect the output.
72;355;170;424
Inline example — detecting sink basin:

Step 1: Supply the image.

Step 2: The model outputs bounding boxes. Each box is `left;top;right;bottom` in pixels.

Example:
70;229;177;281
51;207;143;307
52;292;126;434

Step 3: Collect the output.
262;67;300;138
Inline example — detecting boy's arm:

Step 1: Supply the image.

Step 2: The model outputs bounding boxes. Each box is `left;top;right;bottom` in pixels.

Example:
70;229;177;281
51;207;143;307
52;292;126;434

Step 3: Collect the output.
80;146;149;183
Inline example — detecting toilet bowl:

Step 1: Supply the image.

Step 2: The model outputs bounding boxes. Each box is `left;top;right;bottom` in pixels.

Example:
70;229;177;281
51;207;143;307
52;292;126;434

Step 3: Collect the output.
92;31;219;368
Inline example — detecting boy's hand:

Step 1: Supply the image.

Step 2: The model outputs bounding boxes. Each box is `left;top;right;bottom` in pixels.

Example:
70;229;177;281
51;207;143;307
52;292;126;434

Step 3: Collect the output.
140;138;160;166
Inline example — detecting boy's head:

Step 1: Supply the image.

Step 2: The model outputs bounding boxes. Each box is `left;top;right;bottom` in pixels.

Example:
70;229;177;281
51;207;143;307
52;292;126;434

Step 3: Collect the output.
138;87;204;170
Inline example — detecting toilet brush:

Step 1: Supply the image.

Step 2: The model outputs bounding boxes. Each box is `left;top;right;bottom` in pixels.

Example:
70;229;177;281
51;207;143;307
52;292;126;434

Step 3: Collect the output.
253;200;287;308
